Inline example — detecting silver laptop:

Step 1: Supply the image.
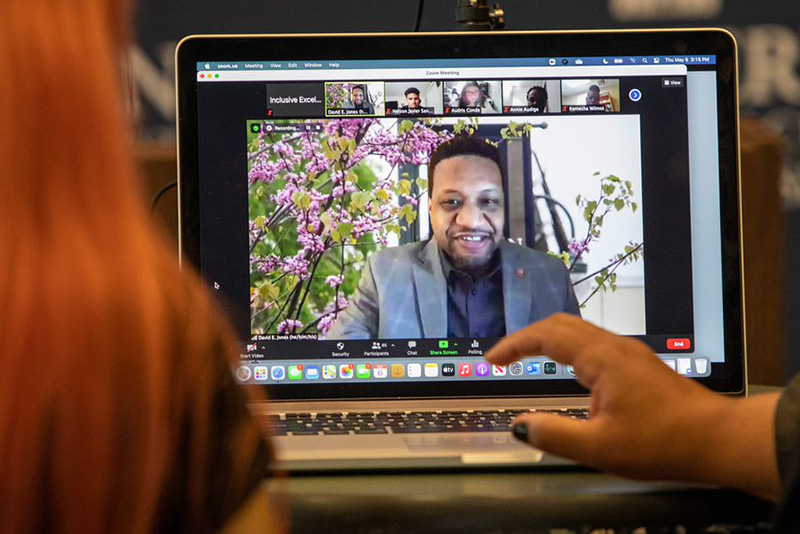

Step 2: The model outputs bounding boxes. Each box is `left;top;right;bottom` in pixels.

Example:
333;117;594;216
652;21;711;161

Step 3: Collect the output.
175;29;745;470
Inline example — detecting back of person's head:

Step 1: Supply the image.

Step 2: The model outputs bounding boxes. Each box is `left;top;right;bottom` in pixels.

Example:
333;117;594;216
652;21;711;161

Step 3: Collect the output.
428;135;504;196
0;0;269;532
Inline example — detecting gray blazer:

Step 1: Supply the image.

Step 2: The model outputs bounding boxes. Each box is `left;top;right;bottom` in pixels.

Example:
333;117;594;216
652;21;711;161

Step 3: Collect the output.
326;239;580;340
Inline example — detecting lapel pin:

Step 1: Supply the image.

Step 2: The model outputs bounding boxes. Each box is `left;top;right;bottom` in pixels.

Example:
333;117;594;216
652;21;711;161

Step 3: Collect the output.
515;268;525;279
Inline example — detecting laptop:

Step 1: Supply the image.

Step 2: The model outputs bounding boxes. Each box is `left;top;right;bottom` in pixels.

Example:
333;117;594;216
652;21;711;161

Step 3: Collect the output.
175;29;745;470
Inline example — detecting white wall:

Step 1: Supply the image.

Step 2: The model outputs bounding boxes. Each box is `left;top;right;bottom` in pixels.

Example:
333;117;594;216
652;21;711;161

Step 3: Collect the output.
529;114;645;334
474;114;645;334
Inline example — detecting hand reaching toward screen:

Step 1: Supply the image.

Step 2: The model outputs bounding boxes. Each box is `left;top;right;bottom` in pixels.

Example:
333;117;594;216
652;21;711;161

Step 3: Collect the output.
485;313;781;501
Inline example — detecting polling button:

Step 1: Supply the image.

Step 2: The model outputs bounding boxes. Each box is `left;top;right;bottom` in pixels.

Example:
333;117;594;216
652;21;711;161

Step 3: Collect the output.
666;338;691;350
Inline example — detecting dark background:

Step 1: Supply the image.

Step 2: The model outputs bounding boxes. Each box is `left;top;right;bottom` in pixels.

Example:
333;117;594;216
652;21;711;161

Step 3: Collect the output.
133;0;800;380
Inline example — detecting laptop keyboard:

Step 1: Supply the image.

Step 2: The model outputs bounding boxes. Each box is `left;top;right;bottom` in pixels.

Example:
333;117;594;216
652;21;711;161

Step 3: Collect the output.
262;408;589;436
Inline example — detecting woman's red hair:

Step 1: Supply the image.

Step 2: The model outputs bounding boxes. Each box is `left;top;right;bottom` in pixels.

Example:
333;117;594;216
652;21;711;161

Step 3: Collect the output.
0;0;269;532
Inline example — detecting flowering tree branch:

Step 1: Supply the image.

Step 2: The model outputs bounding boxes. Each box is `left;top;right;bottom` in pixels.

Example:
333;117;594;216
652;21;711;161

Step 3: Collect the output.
500;121;644;307
248;117;452;335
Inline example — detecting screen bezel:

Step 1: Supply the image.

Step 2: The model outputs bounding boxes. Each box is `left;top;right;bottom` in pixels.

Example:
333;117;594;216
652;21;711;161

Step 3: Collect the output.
176;29;744;400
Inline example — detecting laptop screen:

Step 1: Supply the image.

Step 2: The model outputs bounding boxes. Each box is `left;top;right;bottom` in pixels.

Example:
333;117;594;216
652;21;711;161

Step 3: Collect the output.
177;32;742;399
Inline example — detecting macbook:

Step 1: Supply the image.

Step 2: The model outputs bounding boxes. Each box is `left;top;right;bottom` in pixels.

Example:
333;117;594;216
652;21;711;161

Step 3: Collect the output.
176;29;744;470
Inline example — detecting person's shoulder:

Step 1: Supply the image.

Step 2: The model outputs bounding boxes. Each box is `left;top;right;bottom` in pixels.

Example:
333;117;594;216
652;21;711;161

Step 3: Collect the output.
364;242;426;284
369;242;425;264
502;241;564;270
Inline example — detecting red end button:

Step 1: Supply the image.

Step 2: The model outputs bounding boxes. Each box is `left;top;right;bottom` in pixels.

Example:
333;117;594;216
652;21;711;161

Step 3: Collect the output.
667;338;691;350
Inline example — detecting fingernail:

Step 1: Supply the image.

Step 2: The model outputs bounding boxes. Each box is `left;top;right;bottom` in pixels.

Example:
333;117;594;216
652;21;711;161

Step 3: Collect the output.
511;423;529;443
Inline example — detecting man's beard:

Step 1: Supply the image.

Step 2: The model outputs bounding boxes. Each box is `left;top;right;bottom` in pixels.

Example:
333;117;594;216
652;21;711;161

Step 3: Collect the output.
445;234;499;274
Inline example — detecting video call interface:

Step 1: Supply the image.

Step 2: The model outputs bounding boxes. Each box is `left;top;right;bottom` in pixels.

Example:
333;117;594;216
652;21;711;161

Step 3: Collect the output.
195;60;718;385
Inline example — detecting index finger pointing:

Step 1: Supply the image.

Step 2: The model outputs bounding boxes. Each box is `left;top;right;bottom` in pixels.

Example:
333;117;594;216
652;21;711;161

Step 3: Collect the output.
485;313;607;367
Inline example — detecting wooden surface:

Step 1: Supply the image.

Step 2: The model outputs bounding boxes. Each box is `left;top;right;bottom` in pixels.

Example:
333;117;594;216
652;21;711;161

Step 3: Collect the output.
273;469;771;533
740;119;786;386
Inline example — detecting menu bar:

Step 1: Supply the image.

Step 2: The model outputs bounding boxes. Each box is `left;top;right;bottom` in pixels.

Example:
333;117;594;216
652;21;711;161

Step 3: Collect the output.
198;65;686;82
197;55;715;72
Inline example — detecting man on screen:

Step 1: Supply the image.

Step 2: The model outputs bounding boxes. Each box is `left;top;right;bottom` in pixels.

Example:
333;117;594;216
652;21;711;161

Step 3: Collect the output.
327;136;580;340
586;84;601;106
526;85;548;113
344;85;375;114
400;87;422;110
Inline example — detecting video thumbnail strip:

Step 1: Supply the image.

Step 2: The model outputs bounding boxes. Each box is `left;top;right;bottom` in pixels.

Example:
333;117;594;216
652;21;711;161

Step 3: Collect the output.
266;78;623;119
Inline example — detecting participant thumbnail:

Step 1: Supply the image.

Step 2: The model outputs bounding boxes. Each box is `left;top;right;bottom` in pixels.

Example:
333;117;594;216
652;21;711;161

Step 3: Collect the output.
325;82;384;117
501;80;561;114
443;80;501;115
265;83;326;118
384;82;443;116
560;79;620;113
246;115;645;339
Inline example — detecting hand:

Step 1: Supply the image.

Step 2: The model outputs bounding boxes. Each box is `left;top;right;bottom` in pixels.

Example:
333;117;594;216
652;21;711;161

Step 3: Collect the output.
485;313;780;500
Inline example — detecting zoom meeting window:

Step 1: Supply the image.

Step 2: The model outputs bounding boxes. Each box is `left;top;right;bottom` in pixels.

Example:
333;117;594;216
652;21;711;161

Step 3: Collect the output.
195;59;715;385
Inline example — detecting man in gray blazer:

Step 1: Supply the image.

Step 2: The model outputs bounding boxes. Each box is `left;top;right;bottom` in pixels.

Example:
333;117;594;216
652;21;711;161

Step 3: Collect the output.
327;135;579;340
342;85;375;114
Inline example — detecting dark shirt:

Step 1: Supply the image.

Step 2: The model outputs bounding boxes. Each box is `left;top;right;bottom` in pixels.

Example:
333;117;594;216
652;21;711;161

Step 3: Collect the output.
440;250;505;339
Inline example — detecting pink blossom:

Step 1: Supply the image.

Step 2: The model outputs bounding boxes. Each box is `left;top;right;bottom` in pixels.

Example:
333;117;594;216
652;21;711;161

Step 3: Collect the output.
281;254;311;279
277;319;303;334
568;239;591;257
255;255;280;274
325;274;344;288
317;314;335;335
